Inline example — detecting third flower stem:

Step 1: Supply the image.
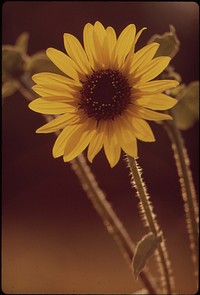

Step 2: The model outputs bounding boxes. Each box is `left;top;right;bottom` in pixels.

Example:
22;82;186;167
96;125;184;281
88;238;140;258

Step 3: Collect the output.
164;117;199;283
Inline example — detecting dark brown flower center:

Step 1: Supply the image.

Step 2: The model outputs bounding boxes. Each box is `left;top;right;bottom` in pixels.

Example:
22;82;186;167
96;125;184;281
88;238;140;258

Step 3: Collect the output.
79;69;131;121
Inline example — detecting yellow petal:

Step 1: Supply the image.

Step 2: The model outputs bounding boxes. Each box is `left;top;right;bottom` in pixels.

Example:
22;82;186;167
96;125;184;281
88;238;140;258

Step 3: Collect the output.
115;116;138;158
63;33;92;75
87;120;105;163
134;56;171;83
114;24;136;68
83;23;95;69
130;43;160;74
103;26;117;69
134;93;177;110
32;75;78;94
134;27;147;45
93;30;104;68
32;84;77;99
31;95;75;104
123;27;147;74
63;119;96;161
133;80;179;95
129;105;173;121
126;114;155;142
36;112;81;133
103;120;121;167
46;48;80;81
53;125;79;158
94;21;106;46
28;98;74;114
32;72;82;87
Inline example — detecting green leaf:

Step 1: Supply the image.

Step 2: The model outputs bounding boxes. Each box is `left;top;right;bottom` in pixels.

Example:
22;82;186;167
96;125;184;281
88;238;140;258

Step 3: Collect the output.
132;232;161;280
148;25;180;58
2;45;27;80
15;32;30;53
26;51;63;75
172;81;199;130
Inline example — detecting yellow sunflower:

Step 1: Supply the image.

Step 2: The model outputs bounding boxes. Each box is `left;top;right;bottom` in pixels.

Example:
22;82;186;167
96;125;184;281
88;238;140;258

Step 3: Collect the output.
29;21;179;167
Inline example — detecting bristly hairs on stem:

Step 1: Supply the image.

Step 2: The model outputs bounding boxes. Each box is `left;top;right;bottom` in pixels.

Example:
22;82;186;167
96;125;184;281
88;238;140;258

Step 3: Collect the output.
125;155;174;294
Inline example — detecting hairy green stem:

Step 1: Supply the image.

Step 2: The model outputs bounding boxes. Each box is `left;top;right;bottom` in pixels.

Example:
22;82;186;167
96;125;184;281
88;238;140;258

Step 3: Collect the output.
126;156;174;294
163;118;199;281
16;81;157;294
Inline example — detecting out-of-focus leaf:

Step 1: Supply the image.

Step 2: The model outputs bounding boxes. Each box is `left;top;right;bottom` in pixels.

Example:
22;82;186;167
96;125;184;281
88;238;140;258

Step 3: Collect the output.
2;81;19;99
132;232;161;280
148;25;180;58
15;32;30;53
26;51;63;75
172;81;199;130
2;45;28;80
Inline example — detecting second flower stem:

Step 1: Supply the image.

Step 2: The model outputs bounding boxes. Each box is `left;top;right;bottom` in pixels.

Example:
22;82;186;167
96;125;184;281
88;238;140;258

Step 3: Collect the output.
127;156;174;294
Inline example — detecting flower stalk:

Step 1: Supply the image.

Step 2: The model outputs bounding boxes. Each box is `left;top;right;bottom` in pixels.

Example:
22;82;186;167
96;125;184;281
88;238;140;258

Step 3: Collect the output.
16;79;157;294
126;155;174;294
163;115;199;282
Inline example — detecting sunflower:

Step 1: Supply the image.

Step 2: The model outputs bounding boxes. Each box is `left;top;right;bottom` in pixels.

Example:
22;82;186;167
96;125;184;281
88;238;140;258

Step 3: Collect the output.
29;21;178;167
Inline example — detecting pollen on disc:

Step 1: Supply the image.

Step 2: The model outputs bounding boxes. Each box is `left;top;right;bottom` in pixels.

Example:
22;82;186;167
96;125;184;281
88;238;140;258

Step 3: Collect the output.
79;69;131;121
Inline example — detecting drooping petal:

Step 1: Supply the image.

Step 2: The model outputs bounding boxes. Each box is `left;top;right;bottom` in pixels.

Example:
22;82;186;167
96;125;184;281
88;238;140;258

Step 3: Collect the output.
126;114;155;142
63;33;92;75
87;120;105;163
103;120;121;167
63;119;96;161
134;93;177;110
36;112;82;133
113;24;136;68
46;48;80;81
28;98;75;114
53;124;79;158
115;116;138;157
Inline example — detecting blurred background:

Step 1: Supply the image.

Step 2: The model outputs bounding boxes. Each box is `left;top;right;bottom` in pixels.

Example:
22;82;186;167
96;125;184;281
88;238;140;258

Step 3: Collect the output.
2;2;199;294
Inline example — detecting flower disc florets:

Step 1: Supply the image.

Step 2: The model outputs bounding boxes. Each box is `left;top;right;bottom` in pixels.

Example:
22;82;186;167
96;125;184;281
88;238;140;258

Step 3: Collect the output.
79;69;131;121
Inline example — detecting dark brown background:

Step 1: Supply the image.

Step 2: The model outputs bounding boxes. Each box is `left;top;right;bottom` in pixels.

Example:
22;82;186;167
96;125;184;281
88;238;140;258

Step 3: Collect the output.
2;1;199;294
